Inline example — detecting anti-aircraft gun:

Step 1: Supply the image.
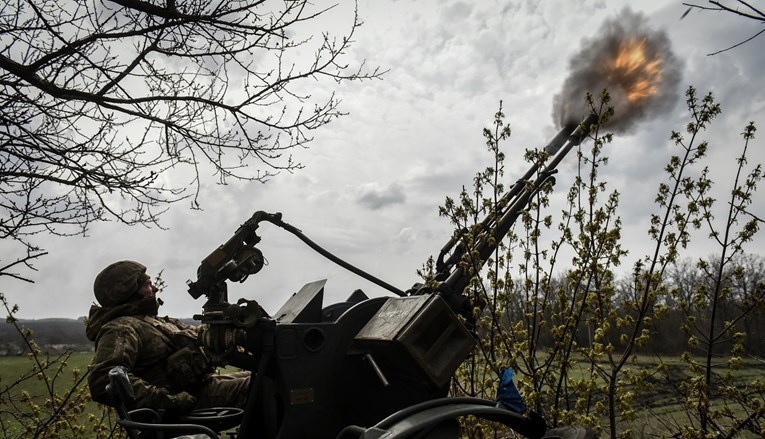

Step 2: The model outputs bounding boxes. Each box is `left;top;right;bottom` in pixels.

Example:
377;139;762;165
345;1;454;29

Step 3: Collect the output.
184;113;599;439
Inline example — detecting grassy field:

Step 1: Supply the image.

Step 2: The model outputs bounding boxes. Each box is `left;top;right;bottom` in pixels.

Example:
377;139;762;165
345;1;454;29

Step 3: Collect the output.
0;351;111;439
562;354;765;438
2;352;763;438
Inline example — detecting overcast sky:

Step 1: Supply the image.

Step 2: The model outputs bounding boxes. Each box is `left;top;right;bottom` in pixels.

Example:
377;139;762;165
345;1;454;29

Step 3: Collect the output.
3;0;764;320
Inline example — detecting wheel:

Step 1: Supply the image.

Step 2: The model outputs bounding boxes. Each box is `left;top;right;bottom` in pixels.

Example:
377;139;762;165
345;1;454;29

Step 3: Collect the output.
542;425;598;439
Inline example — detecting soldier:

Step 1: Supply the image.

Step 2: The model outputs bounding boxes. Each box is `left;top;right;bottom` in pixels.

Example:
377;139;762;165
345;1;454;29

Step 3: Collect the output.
86;260;250;413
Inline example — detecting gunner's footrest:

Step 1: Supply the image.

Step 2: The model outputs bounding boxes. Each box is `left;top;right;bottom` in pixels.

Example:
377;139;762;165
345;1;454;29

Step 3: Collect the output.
177;407;244;434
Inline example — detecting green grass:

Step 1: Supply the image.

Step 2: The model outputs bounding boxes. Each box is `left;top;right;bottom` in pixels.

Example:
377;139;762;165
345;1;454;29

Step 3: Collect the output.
0;351;111;439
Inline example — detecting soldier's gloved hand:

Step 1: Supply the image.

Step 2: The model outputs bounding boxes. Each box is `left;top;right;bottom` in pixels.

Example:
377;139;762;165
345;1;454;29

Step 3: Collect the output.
167;391;197;413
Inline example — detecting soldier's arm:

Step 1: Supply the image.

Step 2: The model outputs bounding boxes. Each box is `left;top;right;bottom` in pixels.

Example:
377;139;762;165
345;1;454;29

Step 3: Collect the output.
87;323;191;410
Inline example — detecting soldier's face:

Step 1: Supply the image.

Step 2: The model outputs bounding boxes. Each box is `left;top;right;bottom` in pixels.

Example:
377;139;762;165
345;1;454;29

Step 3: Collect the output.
137;278;159;298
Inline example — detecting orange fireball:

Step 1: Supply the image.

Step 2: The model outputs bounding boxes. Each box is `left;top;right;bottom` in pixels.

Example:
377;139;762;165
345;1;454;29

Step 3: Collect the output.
602;37;663;103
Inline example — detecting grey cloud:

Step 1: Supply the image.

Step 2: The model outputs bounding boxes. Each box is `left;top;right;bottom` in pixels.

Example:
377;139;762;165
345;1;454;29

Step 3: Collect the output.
440;1;473;21
356;182;407;210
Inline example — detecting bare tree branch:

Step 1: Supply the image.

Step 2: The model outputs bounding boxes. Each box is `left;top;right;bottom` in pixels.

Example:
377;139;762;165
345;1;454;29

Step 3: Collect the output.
0;0;384;278
682;1;765;55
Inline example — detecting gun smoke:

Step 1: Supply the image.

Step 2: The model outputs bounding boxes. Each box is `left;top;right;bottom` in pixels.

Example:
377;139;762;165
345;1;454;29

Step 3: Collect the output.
553;8;683;133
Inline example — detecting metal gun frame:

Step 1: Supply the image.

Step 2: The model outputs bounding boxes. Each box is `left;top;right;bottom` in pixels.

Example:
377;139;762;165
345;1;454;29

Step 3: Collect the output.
184;113;599;439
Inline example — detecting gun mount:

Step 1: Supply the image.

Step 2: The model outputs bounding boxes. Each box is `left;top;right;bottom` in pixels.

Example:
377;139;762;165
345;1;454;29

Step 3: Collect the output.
186;114;598;439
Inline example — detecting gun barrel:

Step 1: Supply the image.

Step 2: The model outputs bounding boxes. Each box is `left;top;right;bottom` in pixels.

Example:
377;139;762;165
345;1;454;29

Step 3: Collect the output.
441;113;597;302
544;124;578;155
544;112;598;170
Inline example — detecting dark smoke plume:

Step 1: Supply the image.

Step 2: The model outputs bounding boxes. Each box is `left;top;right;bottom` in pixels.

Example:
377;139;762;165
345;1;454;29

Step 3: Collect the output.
552;8;683;133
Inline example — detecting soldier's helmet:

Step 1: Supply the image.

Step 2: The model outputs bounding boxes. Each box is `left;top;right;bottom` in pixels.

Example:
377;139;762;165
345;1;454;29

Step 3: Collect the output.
94;260;150;307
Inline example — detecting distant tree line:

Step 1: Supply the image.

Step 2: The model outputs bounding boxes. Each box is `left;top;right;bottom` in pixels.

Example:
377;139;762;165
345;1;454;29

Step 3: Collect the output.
0;318;91;356
502;254;765;357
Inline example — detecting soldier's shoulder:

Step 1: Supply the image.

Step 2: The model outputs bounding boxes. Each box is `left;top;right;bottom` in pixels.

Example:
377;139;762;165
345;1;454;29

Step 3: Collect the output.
104;315;150;330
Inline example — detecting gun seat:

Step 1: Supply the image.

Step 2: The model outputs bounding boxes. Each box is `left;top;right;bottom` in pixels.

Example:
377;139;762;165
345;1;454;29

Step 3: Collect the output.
106;366;243;439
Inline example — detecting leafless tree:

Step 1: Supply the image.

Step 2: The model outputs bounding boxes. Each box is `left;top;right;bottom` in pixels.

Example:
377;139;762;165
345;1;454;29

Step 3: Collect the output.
0;0;383;281
682;0;765;55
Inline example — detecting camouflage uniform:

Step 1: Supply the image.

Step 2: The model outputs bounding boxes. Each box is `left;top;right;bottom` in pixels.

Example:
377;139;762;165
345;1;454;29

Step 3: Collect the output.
86;261;250;412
